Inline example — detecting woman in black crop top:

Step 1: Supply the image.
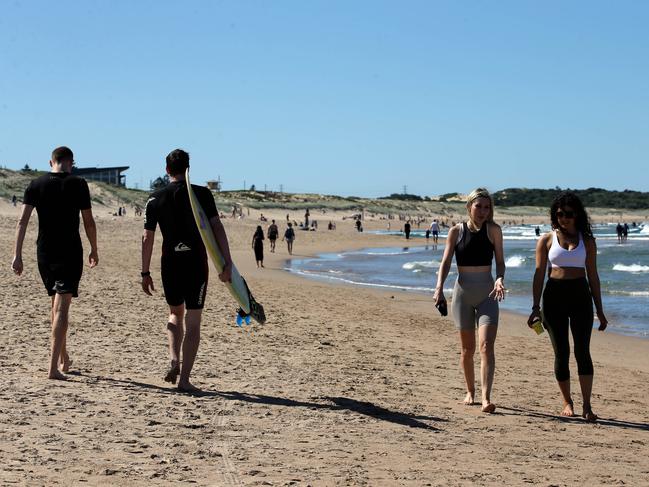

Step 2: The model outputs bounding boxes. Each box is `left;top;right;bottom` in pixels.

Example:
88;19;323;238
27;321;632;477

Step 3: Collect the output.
434;188;506;413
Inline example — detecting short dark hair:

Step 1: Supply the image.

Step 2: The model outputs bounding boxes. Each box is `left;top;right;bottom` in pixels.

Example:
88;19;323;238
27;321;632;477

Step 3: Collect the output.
550;191;593;238
52;146;74;163
166;149;190;176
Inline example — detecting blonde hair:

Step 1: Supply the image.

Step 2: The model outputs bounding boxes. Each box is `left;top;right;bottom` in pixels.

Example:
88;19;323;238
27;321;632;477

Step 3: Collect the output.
466;188;495;223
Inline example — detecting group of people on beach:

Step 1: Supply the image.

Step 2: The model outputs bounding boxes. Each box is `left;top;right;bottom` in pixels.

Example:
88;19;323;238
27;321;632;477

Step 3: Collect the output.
11;147;609;420
12;147;233;391
433;188;607;421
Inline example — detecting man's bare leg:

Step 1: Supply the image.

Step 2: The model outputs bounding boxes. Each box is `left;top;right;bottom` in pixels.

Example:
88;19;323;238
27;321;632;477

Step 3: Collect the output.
479;324;498;413
50;296;72;372
49;293;72;380
164;305;184;384
459;330;476;405
178;309;202;392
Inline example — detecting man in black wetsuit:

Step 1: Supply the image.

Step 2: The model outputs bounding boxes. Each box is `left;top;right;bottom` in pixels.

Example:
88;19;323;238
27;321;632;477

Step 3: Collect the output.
141;149;233;392
12;146;99;380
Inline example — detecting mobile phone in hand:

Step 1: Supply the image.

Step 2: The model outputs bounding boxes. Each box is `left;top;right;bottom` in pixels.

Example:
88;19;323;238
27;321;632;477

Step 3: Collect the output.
436;300;448;316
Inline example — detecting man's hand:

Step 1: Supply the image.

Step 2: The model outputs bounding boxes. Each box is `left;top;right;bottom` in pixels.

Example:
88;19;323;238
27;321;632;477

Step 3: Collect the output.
88;249;99;268
11;256;23;276
141;275;155;295
219;262;233;283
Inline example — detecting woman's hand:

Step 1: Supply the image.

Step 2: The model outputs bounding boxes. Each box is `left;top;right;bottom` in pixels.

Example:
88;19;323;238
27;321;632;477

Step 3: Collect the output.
596;310;608;331
489;278;506;301
527;309;541;327
433;288;445;306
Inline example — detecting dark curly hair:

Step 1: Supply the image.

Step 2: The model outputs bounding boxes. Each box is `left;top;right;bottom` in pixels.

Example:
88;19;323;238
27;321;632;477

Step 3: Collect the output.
550;191;593;238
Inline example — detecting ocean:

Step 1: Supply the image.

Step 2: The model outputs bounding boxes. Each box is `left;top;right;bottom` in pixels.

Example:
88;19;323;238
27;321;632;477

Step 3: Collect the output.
286;223;649;338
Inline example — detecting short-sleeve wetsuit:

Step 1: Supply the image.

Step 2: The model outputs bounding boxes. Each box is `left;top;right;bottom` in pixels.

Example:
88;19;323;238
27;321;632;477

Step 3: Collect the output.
144;181;218;309
23;172;91;297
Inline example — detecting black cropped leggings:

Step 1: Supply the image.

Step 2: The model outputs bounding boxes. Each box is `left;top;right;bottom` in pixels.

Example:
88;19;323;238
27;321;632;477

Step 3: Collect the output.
542;278;594;382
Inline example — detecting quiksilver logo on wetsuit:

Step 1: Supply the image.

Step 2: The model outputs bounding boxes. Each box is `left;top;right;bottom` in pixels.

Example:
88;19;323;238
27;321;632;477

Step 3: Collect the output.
174;242;191;252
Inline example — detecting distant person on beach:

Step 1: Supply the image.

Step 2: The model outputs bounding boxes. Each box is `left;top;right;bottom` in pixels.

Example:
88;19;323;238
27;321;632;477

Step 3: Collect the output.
623;223;629;243
425;229;430;242
528;192;607;422
267;220;279;252
434;188;506;413
404;221;411;239
141;149;233;392
535;226;541;237
355;218;362;232
616;223;623;244
12;146;99;380
252;225;265;268
12;194;17;206
283;222;295;255
430;219;440;244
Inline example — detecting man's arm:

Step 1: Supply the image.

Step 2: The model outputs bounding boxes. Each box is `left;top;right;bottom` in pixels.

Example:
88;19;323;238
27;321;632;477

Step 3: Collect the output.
12;204;34;276
141;229;155;295
210;215;233;282
81;209;99;267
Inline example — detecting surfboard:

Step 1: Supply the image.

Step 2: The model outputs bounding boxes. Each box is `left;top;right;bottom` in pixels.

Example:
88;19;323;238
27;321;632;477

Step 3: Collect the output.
185;168;266;325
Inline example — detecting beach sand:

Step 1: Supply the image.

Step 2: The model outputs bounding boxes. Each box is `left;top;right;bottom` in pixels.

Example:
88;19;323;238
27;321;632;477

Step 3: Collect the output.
1;205;648;486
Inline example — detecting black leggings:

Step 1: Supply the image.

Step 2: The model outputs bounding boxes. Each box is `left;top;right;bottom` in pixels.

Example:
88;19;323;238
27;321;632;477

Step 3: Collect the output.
542;278;594;382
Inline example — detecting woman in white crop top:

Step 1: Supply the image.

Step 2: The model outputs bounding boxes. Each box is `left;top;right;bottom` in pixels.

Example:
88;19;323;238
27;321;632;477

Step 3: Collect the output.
528;192;608;422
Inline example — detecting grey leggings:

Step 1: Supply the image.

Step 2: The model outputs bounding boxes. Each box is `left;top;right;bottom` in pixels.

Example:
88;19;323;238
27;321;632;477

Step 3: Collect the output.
452;272;499;330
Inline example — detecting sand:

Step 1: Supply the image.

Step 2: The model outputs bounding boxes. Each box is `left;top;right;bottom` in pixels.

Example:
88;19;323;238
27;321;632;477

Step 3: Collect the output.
1;204;648;486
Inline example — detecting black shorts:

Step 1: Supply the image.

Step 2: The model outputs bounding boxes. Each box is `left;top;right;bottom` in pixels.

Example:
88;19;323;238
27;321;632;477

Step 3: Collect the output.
38;257;83;297
161;254;208;310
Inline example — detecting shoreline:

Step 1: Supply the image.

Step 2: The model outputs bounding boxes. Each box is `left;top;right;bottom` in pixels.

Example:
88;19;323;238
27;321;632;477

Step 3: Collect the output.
278;237;649;341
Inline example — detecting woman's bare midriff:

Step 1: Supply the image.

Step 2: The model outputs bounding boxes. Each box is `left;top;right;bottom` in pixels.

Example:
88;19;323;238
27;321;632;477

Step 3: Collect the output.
549;267;586;279
457;265;492;273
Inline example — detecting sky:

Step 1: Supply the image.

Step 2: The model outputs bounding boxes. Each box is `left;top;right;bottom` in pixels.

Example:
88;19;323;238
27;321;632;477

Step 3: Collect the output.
1;1;648;197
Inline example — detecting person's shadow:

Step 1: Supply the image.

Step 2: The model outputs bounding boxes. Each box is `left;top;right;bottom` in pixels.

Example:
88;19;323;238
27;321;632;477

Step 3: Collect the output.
87;375;444;430
498;406;649;431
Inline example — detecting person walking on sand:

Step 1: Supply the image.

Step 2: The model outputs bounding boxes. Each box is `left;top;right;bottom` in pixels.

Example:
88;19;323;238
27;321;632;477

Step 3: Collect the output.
433;188;506;413
252;225;265;268
404;220;411;239
527;192;608;422
11;146;99;380
267;219;279;252
141;149;233;392
283;222;295;255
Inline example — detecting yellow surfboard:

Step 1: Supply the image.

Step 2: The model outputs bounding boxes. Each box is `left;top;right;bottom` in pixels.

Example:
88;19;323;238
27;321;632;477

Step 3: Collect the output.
185;168;266;325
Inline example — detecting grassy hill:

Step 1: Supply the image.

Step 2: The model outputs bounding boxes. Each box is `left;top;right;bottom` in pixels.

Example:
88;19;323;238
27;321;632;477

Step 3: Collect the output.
2;169;648;218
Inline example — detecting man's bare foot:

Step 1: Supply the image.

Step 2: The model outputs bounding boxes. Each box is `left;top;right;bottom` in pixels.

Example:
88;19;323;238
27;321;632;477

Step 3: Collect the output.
582;407;598;423
48;370;67;380
463;392;476;405
60;357;73;373
561;399;575;417
481;401;496;413
177;381;201;393
164;360;180;384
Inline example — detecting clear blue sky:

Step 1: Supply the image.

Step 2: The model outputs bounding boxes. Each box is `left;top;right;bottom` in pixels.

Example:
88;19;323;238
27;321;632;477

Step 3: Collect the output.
1;1;647;197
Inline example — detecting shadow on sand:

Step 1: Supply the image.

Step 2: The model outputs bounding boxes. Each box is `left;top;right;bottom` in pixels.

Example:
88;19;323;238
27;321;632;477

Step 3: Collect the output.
498;406;649;432
86;375;443;430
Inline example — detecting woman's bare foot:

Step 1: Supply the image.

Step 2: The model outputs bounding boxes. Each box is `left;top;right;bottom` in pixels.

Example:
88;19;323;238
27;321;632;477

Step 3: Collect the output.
463;392;475;405
177;381;201;393
48;370;67;380
481;401;496;413
164;360;180;384
582;407;598;423
561;399;575;417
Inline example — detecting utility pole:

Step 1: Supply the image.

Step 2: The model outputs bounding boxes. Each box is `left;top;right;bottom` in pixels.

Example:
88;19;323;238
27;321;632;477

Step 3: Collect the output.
403;185;407;195
279;184;283;193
